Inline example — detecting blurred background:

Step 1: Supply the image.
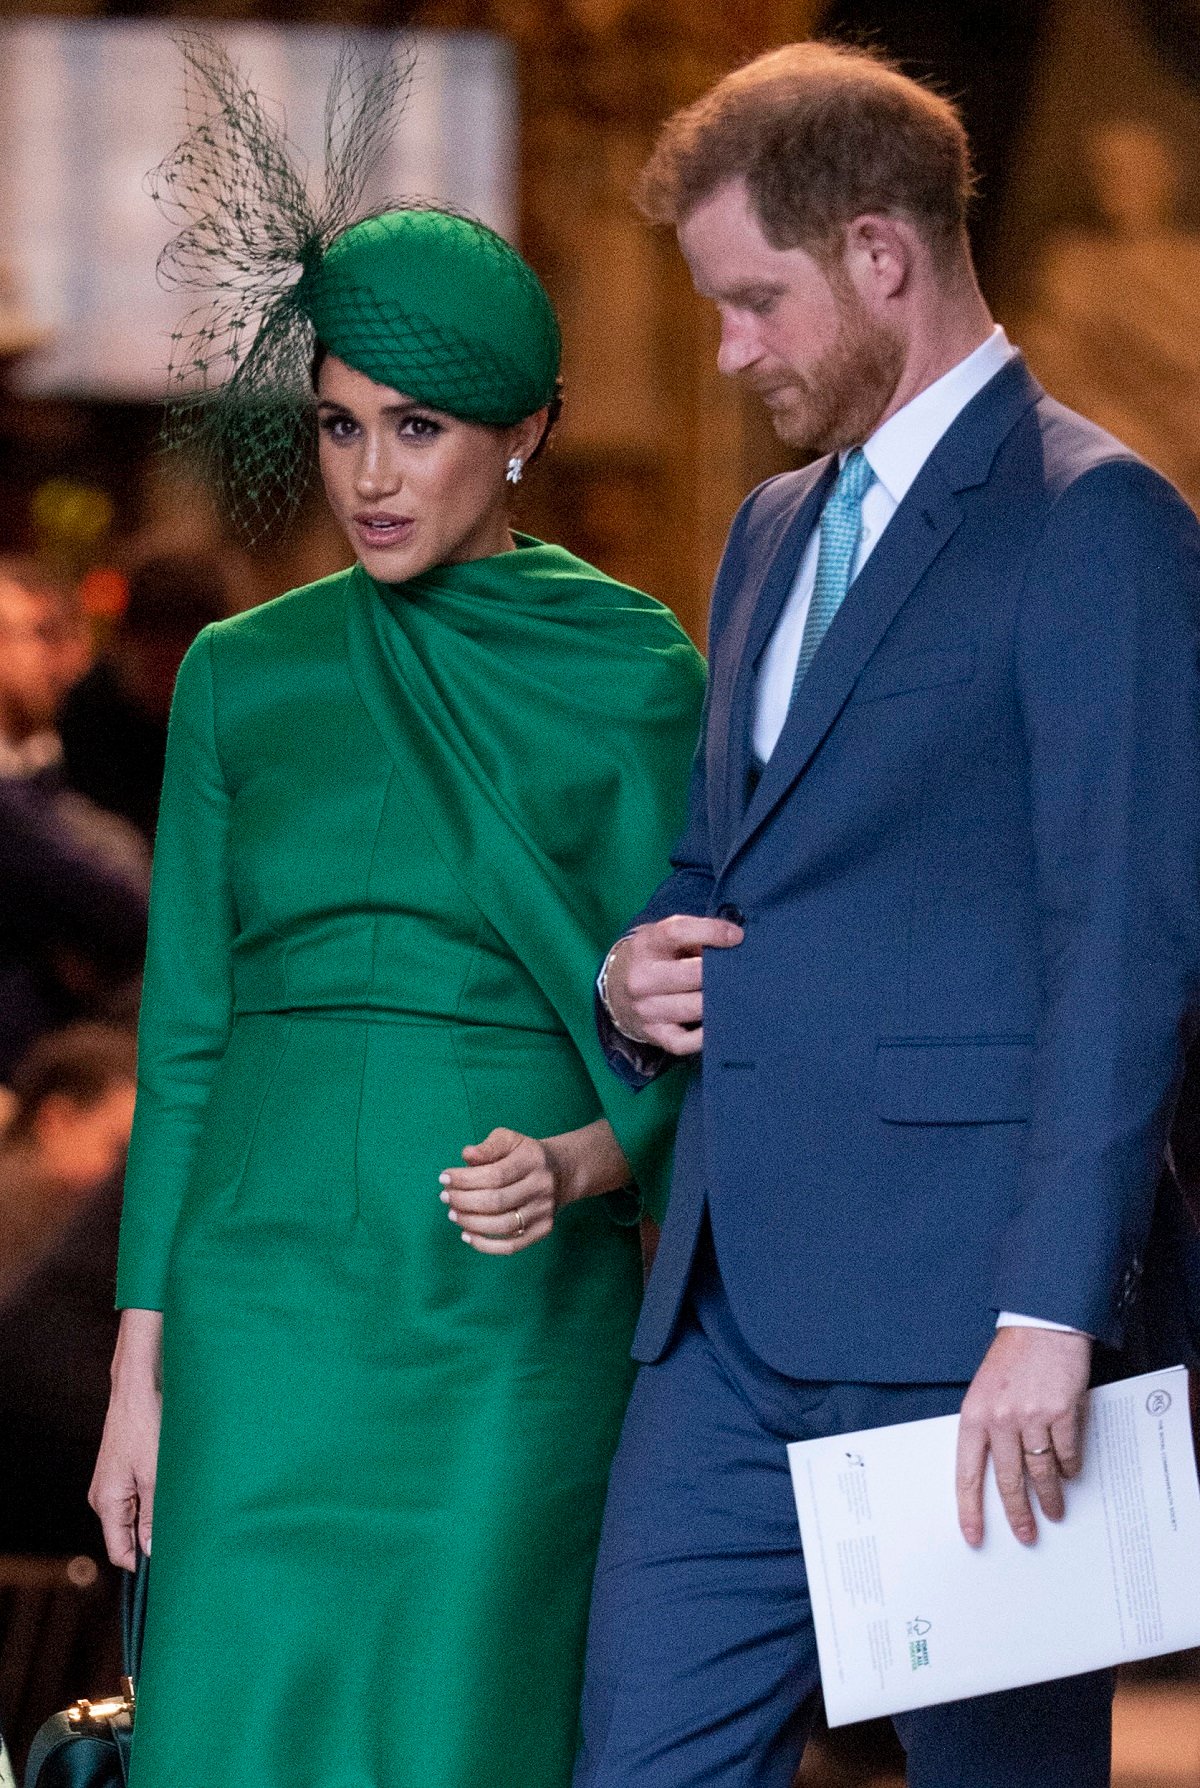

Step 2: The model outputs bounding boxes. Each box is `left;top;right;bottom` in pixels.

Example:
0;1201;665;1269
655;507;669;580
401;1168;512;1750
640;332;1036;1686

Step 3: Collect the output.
1;1;1199;1783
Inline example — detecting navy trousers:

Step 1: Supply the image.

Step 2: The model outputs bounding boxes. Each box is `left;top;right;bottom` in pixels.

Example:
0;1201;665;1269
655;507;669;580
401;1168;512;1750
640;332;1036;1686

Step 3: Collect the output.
575;1235;1113;1788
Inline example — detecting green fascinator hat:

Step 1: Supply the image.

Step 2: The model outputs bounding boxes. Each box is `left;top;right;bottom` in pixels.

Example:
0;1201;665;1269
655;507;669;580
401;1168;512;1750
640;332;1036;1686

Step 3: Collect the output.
300;210;560;428
152;34;559;538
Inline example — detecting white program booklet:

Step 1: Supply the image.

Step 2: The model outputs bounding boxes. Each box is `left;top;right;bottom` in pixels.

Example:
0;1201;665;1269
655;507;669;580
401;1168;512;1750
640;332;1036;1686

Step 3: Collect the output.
788;1366;1200;1726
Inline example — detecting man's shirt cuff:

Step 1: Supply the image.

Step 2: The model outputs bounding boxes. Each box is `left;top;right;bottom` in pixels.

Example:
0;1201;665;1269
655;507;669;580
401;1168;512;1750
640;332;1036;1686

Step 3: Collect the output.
595;954;663;1080
996;1310;1091;1337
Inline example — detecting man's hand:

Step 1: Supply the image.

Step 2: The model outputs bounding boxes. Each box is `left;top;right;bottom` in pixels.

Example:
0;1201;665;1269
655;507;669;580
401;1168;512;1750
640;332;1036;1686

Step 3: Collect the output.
604;915;744;1055
956;1325;1092;1547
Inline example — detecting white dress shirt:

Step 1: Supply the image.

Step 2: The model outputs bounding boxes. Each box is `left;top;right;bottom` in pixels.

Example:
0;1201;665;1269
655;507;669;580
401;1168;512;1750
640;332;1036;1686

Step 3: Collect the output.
751;326;1085;1340
753;325;1016;763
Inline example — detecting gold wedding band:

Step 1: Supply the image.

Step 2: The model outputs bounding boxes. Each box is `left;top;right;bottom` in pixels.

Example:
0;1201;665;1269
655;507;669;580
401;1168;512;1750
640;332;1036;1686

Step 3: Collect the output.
514;1208;526;1238
1023;1444;1052;1457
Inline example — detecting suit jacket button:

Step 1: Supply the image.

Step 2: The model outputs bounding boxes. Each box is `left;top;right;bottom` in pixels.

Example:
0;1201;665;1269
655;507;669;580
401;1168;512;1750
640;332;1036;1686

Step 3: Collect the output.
717;903;745;926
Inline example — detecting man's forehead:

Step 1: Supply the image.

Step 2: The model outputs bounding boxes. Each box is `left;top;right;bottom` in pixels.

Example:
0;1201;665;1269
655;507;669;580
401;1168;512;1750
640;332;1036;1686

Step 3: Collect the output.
679;181;763;254
678;183;810;296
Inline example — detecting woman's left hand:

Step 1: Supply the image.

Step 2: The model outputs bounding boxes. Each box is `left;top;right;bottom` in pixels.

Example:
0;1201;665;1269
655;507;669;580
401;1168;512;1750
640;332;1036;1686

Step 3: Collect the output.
439;1127;569;1254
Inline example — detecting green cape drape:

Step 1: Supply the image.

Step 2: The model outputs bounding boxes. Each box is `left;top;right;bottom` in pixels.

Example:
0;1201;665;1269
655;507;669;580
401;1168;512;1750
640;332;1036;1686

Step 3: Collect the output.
344;535;705;1218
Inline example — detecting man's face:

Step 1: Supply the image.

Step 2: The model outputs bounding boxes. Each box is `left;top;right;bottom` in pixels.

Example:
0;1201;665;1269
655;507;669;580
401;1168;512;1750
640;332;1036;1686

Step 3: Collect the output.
678;179;905;455
0;578;72;741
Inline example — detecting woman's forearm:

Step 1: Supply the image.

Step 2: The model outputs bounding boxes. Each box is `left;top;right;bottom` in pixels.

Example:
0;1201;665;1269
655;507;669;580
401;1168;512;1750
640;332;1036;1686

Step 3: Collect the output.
544;1118;631;1205
111;1308;164;1391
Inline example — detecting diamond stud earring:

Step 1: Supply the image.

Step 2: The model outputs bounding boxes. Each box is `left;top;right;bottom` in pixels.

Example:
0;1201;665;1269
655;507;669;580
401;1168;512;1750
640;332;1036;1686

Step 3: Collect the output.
505;456;524;485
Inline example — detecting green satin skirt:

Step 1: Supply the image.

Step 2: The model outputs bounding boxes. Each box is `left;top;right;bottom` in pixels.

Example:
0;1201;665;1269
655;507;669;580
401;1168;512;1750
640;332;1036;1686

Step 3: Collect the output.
130;1015;643;1788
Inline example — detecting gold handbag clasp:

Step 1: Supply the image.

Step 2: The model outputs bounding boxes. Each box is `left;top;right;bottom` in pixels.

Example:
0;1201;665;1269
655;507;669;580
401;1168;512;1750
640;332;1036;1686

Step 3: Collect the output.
66;1678;135;1733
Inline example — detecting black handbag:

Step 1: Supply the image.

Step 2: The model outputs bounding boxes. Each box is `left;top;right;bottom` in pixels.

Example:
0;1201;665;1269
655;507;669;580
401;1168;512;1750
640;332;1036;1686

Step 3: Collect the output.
23;1553;147;1788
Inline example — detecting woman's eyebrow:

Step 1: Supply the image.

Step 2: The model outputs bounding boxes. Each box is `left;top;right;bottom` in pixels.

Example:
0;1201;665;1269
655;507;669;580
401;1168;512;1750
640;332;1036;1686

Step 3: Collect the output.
317;399;433;419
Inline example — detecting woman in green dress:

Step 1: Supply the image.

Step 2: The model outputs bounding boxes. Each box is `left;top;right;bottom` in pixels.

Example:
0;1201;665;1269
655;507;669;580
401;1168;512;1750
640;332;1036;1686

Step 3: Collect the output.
89;80;705;1788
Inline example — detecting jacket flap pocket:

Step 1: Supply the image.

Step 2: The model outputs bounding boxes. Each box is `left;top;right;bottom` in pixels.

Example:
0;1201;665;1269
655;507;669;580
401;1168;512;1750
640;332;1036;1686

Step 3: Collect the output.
854;647;976;704
876;1037;1032;1124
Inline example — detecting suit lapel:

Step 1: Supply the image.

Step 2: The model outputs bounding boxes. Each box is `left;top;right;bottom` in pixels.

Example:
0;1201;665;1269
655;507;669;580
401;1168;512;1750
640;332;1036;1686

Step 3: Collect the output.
728;471;961;866
719;354;1045;875
706;460;835;859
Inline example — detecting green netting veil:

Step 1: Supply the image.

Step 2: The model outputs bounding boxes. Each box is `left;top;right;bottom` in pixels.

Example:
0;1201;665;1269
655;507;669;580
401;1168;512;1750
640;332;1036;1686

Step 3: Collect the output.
153;34;561;539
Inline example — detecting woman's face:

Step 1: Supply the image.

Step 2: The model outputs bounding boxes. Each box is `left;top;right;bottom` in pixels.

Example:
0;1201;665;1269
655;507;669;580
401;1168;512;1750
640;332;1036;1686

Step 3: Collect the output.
316;354;544;583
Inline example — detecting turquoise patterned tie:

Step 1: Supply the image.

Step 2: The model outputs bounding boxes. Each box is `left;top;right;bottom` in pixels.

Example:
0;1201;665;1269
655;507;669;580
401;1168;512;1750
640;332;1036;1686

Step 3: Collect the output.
791;447;875;695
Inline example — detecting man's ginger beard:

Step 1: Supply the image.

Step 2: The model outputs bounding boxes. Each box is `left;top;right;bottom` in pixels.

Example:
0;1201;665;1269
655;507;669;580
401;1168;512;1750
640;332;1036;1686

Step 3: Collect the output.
753;272;906;457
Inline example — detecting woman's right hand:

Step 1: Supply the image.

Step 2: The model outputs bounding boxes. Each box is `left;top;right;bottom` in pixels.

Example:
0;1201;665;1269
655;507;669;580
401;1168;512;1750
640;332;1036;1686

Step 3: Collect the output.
89;1308;164;1570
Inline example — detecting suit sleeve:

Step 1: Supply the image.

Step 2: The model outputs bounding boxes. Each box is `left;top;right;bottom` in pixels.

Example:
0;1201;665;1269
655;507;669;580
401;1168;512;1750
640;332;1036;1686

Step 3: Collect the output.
116;630;236;1310
992;459;1200;1344
594;717;716;1088
596;492;760;1087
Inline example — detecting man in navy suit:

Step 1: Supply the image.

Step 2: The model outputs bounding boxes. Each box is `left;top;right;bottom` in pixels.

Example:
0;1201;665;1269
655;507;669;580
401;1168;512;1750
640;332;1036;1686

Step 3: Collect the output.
576;41;1200;1788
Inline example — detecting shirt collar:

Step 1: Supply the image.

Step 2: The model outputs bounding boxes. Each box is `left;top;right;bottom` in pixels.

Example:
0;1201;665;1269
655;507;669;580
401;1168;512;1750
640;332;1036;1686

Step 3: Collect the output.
860;325;1017;507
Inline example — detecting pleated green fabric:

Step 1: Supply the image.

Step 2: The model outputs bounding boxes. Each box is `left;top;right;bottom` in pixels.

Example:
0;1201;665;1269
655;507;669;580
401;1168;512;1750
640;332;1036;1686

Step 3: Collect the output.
117;541;704;1788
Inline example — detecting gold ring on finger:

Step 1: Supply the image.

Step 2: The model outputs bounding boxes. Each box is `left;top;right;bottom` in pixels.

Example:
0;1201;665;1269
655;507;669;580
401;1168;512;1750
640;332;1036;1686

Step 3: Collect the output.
514;1208;525;1238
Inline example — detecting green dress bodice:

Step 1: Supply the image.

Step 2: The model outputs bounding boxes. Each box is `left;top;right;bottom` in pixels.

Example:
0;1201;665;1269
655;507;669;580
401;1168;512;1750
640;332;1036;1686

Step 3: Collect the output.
206;586;567;1030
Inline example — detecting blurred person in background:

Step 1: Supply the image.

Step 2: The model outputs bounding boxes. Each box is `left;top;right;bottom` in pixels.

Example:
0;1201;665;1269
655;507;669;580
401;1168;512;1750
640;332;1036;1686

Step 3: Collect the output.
0;556;83;782
0;1024;134;1556
0;559;148;1077
61;552;230;841
0;1021;136;1303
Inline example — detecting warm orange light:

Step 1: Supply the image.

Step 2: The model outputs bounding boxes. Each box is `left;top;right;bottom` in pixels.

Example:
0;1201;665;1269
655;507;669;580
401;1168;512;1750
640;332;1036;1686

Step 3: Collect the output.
77;567;129;621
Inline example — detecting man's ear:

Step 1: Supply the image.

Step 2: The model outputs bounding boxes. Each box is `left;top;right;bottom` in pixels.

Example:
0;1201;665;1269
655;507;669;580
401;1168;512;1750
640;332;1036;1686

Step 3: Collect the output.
843;213;914;303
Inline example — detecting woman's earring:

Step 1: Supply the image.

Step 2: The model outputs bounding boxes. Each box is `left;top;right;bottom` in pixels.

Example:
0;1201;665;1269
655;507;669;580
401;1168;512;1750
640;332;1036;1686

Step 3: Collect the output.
506;455;524;485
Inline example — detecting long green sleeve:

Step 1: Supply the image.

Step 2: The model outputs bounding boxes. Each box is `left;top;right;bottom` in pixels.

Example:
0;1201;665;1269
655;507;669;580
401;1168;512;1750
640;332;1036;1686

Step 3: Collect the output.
116;629;236;1310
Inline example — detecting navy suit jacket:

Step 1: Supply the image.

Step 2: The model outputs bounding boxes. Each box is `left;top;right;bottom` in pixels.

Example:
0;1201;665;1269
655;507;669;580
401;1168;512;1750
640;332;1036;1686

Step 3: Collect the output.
604;357;1200;1383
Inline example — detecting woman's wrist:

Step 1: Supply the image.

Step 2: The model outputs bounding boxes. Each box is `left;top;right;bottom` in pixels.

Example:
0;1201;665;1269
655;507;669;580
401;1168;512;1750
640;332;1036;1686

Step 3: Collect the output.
112;1308;164;1391
544;1119;630;1207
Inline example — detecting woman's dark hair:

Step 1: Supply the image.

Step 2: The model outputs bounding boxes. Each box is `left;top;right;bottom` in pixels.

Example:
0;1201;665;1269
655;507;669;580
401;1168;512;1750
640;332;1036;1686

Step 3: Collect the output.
311;344;562;465
529;379;563;463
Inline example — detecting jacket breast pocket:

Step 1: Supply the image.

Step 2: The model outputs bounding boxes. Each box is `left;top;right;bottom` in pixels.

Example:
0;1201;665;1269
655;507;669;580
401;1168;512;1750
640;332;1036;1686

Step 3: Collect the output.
876;1036;1033;1124
853;646;976;704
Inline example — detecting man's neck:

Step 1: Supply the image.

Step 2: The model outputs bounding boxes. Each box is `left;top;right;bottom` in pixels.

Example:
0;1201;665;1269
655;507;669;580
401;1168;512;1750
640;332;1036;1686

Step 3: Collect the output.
875;282;996;431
